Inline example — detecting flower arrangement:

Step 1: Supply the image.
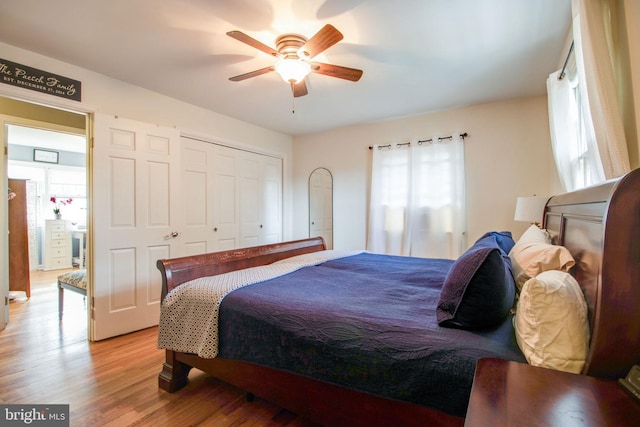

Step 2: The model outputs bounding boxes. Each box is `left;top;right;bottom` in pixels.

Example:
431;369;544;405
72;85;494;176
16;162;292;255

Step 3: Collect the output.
50;196;73;215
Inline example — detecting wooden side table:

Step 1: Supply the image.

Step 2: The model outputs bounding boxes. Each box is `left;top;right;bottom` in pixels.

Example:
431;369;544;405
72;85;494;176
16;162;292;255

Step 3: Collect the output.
465;358;640;426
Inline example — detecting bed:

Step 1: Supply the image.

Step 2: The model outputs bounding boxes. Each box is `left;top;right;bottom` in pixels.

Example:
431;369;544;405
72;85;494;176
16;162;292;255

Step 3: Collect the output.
156;168;640;426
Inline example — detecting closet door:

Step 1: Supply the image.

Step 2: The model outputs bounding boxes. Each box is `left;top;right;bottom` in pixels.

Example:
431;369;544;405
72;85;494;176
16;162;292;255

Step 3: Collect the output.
239;152;261;247
180;137;215;256
180;138;281;253
180;139;241;254
212;145;241;251
239;152;282;247
260;155;283;244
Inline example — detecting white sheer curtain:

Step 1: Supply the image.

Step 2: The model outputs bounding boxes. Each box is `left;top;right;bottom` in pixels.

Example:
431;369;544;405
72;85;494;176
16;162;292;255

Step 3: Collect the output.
571;0;630;179
547;68;604;191
367;136;466;259
547;70;579;191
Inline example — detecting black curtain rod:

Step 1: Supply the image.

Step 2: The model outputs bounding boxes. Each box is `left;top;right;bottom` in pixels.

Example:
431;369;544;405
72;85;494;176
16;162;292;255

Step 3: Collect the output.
558;41;574;80
369;132;468;150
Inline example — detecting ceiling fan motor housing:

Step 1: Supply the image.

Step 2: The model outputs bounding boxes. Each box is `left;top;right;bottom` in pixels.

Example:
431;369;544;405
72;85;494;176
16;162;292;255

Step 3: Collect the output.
275;34;308;59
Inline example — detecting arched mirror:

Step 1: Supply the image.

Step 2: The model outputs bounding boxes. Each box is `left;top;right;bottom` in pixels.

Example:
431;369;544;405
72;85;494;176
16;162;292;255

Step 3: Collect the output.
309;167;333;249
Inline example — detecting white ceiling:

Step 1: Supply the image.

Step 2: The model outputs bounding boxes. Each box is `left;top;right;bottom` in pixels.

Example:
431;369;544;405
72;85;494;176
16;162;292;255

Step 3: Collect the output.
0;0;571;136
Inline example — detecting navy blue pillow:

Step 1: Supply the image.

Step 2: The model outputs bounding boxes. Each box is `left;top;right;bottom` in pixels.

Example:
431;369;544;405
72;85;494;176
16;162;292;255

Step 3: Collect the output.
436;234;516;330
477;231;515;254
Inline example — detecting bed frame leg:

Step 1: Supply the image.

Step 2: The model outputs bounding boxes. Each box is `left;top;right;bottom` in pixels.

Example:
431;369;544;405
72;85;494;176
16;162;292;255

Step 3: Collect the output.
158;350;192;392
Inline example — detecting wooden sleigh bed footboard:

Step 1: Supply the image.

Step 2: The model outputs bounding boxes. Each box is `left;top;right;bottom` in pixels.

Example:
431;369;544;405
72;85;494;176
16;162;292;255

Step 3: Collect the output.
156;169;640;426
159;350;463;426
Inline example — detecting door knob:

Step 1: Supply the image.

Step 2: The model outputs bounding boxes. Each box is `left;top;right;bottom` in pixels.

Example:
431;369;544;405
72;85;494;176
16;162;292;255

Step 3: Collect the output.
163;231;180;239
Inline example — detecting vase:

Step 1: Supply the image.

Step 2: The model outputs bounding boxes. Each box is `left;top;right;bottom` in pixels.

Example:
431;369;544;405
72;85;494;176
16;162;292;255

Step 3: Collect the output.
55;213;62;220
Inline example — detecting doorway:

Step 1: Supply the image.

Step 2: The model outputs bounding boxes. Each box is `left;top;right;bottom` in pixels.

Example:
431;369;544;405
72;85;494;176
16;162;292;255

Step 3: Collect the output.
2;97;89;334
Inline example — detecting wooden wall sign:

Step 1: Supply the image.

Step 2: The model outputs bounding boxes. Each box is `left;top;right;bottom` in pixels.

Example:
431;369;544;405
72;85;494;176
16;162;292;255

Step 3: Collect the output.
0;58;81;101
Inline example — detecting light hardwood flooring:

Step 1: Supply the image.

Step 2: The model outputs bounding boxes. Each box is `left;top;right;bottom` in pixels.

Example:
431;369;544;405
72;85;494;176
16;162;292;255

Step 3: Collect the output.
1;270;317;426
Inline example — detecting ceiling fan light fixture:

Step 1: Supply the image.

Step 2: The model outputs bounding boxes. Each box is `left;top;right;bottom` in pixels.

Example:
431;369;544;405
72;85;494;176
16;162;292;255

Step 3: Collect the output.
227;25;362;97
275;58;311;84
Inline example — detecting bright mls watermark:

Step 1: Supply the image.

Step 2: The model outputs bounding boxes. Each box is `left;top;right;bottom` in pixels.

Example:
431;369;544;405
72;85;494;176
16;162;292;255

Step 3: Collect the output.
1;405;69;426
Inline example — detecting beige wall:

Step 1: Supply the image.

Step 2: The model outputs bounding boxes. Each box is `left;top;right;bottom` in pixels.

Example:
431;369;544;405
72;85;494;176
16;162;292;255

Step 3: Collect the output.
292;95;560;252
0;97;86;130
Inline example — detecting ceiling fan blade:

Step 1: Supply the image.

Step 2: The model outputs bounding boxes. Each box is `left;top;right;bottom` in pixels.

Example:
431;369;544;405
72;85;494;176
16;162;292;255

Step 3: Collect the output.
227;30;280;57
229;65;275;81
311;62;363;82
292;80;308;97
298;24;343;59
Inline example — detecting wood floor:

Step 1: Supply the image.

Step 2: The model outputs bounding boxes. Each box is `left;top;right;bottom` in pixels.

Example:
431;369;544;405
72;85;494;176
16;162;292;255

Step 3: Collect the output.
1;270;318;426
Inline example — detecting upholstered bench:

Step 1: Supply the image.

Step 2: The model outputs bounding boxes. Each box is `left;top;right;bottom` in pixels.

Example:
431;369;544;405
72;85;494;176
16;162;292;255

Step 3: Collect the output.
57;269;87;320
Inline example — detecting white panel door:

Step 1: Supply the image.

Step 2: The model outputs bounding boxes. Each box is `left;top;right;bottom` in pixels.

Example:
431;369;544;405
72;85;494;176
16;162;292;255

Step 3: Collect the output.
93;114;181;340
179;138;240;255
213;145;240;251
240;152;282;246
180;137;213;256
260;155;282;244
240;153;261;247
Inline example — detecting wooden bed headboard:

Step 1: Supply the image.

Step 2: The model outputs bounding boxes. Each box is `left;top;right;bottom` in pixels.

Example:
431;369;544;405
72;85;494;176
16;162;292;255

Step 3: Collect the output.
157;237;326;299
543;168;640;379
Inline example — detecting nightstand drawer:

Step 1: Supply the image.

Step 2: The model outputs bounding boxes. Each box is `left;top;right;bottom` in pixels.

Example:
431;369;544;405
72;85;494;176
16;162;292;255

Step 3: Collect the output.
50;247;67;257
50;223;66;233
51;231;67;240
49;257;69;268
51;239;67;248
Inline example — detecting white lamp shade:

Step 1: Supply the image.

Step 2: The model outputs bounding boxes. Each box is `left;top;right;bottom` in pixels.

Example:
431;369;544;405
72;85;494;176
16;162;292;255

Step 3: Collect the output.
275;59;311;84
514;196;548;223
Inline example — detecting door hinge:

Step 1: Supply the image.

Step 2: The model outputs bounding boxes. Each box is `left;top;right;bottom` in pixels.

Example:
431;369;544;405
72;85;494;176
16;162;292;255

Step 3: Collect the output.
91;296;95;320
4;296;8;306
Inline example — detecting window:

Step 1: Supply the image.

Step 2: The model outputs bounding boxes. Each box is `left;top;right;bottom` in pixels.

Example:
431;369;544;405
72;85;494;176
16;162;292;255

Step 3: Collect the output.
367;136;466;259
547;0;630;191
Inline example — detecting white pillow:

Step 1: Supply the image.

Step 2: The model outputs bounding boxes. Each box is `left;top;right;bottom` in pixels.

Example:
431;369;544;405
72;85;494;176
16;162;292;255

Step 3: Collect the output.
509;225;575;287
514;270;590;373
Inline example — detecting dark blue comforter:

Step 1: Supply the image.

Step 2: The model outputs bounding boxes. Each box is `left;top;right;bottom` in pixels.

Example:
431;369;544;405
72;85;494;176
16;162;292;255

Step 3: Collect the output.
218;252;525;417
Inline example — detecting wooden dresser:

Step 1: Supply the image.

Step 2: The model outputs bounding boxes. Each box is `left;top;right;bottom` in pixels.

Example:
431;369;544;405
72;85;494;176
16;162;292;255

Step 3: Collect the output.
42;219;72;271
8;179;31;298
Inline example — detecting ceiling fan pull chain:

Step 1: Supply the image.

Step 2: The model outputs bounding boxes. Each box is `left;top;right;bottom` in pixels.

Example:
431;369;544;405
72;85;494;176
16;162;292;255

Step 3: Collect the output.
291;83;296;114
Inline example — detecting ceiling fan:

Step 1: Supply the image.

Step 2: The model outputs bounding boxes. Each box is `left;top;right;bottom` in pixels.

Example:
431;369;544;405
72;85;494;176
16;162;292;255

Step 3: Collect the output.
227;24;363;97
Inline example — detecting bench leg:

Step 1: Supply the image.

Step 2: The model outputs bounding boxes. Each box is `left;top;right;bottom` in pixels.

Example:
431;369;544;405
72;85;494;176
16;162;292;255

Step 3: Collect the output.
58;284;64;320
